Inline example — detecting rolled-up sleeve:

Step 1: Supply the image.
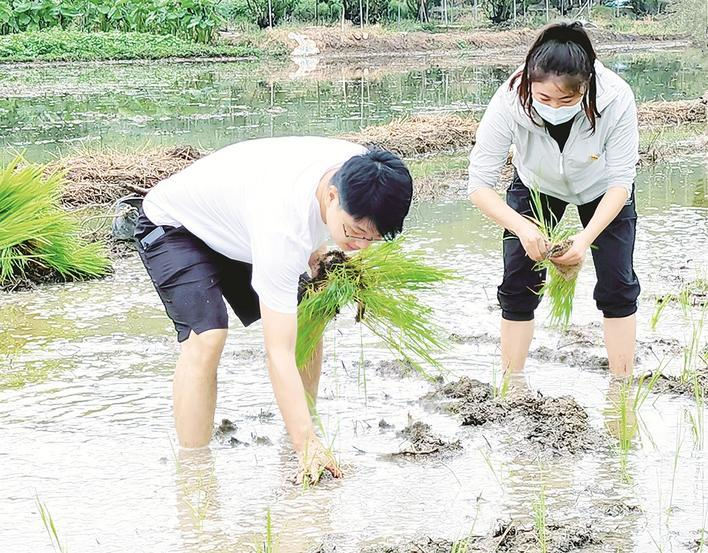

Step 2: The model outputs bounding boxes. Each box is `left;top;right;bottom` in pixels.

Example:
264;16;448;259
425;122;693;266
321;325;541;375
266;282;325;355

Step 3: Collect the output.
468;88;514;196
603;89;639;197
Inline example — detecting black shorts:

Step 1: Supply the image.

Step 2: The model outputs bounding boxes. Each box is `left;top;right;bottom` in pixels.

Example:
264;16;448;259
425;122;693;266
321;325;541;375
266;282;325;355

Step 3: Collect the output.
499;173;640;321
134;209;261;342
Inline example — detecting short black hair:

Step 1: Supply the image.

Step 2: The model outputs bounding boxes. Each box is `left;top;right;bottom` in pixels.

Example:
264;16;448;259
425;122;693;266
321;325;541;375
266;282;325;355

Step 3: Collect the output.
332;149;413;239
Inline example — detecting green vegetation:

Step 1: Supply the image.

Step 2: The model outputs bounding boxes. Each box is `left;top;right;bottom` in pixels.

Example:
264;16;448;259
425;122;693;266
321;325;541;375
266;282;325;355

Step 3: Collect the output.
0;30;261;62
253;509;279;552
0;156;109;288
526;185;579;329
0;0;223;43
609;370;662;480
296;241;455;375
36;495;68;553
533;478;548;553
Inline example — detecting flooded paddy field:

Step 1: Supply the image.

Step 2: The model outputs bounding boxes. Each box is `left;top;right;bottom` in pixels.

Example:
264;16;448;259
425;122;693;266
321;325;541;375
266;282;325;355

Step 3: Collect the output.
0;46;706;553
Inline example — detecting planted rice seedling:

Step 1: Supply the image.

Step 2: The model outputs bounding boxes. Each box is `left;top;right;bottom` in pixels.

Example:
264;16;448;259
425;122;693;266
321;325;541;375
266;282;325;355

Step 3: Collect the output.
610;370;662;481
526;186;580;329
533;477;549;553
0;156;110;289
36;495;68;553
296;240;455;375
252;509;279;553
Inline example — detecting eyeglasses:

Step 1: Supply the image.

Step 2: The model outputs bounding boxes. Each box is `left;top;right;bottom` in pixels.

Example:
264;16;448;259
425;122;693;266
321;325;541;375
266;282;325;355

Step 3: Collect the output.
342;223;384;242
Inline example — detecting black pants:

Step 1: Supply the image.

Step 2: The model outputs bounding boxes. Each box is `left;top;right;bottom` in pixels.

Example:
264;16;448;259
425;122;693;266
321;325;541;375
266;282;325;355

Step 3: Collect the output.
499;174;640;322
134;209;261;342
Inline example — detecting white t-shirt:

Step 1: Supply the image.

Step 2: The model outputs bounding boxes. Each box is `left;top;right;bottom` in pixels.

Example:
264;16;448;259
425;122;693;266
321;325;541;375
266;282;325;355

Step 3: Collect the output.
143;136;368;314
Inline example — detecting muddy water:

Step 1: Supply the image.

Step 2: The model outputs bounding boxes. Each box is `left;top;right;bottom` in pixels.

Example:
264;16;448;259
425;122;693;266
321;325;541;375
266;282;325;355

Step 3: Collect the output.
1;156;706;552
1;48;706;162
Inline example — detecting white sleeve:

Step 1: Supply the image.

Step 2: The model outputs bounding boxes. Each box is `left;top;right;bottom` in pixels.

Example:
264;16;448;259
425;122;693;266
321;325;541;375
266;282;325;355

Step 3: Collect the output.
250;232;308;314
604;89;639;196
467;87;515;195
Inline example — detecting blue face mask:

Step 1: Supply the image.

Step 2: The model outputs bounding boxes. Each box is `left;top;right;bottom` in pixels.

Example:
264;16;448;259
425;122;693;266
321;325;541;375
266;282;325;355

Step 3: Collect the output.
532;97;583;125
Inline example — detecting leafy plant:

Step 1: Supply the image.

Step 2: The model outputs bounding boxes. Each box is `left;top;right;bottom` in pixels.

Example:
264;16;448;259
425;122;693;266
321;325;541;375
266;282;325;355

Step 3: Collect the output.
36;495;68;553
0;156;110;288
526;185;579;329
0;0;224;43
296;240;454;376
252;509;279;552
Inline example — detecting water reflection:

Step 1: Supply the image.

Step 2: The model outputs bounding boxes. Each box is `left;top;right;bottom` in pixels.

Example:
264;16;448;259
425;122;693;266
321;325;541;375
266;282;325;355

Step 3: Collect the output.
1;49;705;161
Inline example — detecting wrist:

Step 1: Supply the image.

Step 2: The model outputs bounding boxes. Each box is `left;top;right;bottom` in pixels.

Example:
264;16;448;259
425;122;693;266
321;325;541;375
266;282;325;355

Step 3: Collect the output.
576;228;595;247
291;424;315;453
509;214;533;236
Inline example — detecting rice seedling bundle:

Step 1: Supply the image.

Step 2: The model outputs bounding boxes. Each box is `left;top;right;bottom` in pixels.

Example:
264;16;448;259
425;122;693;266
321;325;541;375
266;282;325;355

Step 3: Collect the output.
0;156;110;288
527;186;583;329
296;240;455;374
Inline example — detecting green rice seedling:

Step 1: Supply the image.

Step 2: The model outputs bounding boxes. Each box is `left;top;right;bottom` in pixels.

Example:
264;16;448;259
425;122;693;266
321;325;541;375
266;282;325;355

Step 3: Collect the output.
0;156;110;288
666;420;684;524
179;464;216;530
651;293;673;331
36;495;68;553
526;185;579;329
681;304;706;384
252;509;279;553
612;370;661;481
296;240;455;375
491;362;512;400
533;476;548;553
687;378;705;449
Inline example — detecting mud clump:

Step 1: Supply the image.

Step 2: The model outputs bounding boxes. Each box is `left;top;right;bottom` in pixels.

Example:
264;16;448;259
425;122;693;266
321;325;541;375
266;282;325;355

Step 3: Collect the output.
376;359;416;378
430;377;607;456
338;521;599;552
393;419;461;456
449;332;498;345
529;345;609;372
646;367;708;399
483;521;599;552
361;537;453;553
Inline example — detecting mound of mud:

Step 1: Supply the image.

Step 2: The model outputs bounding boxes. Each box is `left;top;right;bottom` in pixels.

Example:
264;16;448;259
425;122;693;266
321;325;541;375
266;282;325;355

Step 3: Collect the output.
325;520;599;552
529;345;610;372
430;377;607;455
394;419;461;456
645;368;708;399
483;521;598;552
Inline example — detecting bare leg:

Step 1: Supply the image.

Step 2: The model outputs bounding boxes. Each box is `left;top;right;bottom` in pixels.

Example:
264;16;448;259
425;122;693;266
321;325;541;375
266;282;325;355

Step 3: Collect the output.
604;314;636;378
300;340;323;411
173;328;228;448
501;319;535;372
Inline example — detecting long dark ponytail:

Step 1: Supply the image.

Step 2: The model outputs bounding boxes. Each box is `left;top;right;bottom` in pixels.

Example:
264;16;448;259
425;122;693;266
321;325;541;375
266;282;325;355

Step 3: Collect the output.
509;21;601;132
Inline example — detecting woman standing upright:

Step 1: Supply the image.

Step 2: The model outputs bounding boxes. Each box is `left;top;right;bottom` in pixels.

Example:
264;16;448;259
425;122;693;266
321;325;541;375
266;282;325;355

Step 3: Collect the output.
468;22;640;377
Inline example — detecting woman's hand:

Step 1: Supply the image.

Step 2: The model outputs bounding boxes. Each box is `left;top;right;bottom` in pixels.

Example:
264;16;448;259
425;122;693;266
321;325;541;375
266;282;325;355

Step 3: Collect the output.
552;231;592;266
296;436;343;486
513;217;549;262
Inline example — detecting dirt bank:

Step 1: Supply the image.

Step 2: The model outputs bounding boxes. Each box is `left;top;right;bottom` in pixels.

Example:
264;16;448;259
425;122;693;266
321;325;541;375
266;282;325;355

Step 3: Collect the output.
428;377;608;456
258;24;683;58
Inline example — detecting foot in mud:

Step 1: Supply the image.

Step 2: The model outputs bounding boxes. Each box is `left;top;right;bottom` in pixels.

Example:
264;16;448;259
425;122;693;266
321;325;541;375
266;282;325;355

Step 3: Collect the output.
392;417;461;456
428;377;608;456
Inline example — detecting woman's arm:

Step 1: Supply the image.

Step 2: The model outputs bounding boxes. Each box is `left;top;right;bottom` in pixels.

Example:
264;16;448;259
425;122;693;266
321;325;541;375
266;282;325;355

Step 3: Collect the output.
470;188;549;261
